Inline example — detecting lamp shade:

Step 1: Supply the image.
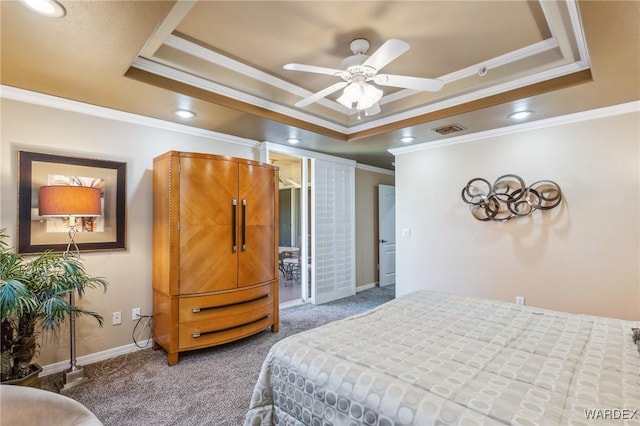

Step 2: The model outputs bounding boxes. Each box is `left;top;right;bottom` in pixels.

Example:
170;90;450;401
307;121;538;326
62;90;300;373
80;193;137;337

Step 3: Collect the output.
337;82;383;111
356;83;383;110
39;186;102;217
337;82;363;109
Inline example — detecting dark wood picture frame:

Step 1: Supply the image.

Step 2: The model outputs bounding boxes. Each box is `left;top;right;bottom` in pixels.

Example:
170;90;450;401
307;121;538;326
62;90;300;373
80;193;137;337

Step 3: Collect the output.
18;151;126;254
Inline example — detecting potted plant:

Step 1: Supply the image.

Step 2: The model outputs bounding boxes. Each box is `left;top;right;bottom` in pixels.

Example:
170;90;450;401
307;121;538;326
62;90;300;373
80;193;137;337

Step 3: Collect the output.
0;229;108;385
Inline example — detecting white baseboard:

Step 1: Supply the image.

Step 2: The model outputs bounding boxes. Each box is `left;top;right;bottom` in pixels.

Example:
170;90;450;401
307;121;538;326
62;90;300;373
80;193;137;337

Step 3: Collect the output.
356;282;378;292
41;339;153;377
42;285;383;375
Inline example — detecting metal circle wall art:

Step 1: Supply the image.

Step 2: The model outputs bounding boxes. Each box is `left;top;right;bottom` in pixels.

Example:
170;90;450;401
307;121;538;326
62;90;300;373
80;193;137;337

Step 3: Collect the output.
461;175;562;222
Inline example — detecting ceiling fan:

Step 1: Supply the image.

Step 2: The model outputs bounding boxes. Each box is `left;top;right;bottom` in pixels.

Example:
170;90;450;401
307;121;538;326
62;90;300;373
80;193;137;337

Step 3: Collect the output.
284;38;445;116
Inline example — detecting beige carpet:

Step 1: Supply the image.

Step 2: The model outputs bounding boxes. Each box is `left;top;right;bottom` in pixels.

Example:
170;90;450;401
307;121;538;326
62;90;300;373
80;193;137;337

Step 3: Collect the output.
42;285;395;425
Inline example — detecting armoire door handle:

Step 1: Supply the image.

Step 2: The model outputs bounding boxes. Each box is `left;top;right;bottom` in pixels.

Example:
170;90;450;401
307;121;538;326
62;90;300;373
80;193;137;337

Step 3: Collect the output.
241;199;247;251
232;198;237;253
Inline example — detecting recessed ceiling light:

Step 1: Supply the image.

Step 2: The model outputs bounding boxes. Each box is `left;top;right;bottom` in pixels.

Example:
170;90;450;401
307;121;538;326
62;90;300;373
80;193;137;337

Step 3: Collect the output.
286;138;301;145
21;0;66;17
174;109;195;119
400;136;415;143
509;110;533;120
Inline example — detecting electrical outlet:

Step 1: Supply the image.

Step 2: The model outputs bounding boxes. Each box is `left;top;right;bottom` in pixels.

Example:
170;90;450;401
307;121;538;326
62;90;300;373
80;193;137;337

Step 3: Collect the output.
112;311;122;325
515;296;525;306
132;307;141;321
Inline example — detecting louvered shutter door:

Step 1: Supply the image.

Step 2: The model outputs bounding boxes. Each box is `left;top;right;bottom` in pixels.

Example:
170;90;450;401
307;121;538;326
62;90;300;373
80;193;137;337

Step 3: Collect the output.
311;159;355;304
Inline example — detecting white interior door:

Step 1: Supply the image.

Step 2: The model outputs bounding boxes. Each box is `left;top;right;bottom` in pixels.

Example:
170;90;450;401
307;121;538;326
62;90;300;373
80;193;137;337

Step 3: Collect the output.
378;185;396;287
311;159;356;304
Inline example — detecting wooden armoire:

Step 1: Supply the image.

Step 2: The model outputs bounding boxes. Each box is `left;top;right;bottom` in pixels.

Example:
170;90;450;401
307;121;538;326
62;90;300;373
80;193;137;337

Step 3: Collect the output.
152;151;279;365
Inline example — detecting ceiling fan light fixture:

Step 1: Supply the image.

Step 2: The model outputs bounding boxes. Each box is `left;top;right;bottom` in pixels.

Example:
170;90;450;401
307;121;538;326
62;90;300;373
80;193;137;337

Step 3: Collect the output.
336;94;350;109
337;82;363;109
21;0;66;17
344;82;362;100
284;38;443;113
336;93;354;109
356;83;383;110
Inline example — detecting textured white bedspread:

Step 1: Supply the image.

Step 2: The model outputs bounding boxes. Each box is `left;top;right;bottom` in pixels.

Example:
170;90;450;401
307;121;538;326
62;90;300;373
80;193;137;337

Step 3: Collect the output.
244;291;640;425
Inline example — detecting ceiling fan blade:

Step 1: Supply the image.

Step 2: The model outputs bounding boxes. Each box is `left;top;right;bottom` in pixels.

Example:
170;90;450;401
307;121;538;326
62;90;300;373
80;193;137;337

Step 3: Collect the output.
374;74;444;92
295;81;348;108
284;63;343;76
363;39;409;71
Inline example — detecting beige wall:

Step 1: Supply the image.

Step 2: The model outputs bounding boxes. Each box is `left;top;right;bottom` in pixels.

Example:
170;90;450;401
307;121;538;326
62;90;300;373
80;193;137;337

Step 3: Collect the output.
0;96;393;368
0;98;258;366
394;109;640;320
355;167;395;288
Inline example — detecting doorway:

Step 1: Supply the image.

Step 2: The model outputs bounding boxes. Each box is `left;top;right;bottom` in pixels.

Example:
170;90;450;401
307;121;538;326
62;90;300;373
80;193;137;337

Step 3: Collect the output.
378;185;396;287
271;153;303;303
264;143;356;306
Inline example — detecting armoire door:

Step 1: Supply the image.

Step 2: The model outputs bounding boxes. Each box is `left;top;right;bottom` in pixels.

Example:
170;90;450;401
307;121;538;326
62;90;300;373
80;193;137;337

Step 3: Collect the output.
179;156;238;294
238;163;276;287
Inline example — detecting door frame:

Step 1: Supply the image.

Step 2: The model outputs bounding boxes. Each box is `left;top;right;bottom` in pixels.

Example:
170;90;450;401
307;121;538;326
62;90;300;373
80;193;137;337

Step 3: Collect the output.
261;143;356;304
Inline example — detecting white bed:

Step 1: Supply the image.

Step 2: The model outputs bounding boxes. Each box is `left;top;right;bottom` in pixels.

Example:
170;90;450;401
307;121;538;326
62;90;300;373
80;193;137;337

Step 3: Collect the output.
244;290;640;425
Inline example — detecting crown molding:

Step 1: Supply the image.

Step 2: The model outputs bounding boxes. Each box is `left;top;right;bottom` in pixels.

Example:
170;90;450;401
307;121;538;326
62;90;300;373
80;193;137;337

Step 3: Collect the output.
262;141;356;167
355;163;395;175
0;85;261;148
164;34;346;115
348;61;589;134
132;57;348;134
162;33;560;121
389;101;640;156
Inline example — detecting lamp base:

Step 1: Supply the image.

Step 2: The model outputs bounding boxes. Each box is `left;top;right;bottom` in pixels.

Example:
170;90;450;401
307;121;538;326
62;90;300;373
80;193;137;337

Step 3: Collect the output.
60;365;92;390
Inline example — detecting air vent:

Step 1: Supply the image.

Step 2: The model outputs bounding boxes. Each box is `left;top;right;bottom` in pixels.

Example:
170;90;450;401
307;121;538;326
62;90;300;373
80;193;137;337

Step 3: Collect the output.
432;124;466;135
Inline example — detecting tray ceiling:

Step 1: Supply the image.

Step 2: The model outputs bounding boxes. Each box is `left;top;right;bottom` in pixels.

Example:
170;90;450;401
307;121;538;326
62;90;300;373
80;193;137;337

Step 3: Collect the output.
2;1;638;169
131;0;589;136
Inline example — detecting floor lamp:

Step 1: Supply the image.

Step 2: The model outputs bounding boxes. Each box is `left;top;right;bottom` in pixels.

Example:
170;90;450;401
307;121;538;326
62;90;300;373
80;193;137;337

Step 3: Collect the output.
39;185;102;389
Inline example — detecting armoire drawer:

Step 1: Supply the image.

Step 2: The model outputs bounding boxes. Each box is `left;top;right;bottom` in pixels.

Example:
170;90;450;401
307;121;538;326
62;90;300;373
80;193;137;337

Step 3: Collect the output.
178;282;274;322
178;302;274;350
